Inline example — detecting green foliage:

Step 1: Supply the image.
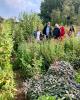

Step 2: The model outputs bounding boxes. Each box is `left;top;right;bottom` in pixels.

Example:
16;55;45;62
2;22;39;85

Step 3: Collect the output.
40;0;80;24
15;40;66;78
17;13;43;40
38;95;73;100
40;40;65;66
38;95;56;100
40;0;63;22
14;37;80;78
0;21;13;69
51;9;61;25
13;21;25;52
16;42;44;78
0;70;14;100
67;38;80;69
75;72;80;83
13;13;43;52
0;20;15;100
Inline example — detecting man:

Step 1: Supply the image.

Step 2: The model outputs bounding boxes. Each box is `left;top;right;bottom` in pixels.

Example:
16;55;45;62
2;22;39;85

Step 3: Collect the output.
43;22;52;39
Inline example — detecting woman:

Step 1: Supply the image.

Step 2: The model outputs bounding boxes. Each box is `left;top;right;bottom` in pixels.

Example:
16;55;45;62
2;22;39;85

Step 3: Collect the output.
53;24;60;39
60;25;65;40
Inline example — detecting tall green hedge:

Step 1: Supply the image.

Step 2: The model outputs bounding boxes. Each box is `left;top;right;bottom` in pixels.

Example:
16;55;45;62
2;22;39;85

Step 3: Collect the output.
0;20;15;100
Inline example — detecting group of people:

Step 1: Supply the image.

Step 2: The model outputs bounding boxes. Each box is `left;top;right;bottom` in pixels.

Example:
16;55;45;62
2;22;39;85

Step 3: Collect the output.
34;22;75;42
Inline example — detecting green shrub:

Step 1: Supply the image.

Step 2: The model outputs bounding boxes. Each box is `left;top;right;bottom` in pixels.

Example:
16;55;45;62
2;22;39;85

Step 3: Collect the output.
13;13;43;53
38;95;73;100
16;40;65;78
14;37;80;78
13;13;43;70
40;40;65;71
14;13;43;42
38;95;56;100
16;42;44;78
75;72;80;83
0;20;15;100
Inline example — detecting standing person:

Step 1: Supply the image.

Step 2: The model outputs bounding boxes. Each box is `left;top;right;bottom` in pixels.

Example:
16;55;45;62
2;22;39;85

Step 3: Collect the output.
43;22;52;39
53;24;60;39
60;25;65;40
36;26;41;42
68;25;75;37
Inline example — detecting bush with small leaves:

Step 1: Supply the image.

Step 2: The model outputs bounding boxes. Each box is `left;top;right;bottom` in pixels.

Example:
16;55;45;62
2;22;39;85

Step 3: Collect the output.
38;95;56;100
0;20;15;100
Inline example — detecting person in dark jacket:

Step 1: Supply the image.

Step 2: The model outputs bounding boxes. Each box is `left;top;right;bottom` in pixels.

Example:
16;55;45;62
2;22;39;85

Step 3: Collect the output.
43;22;52;39
53;24;60;39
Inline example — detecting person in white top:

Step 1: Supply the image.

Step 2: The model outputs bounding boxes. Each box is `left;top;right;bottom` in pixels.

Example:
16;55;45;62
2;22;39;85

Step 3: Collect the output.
36;27;41;42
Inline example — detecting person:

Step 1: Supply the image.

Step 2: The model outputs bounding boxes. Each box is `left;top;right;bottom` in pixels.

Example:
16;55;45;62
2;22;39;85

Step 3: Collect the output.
60;24;65;40
35;27;41;42
68;25;75;36
43;22;52;39
53;24;60;39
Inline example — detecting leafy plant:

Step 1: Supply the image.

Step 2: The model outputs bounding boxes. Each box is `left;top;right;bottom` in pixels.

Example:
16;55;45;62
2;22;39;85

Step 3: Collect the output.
38;95;56;100
16;42;44;78
14;37;80;78
14;13;43;41
0;20;15;100
75;72;80;83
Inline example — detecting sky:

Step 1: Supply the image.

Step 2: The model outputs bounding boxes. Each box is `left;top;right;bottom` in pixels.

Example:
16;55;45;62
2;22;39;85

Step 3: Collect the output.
0;0;42;18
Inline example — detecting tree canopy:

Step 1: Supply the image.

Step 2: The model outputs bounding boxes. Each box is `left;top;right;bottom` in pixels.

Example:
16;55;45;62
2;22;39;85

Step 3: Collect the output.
40;0;80;24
